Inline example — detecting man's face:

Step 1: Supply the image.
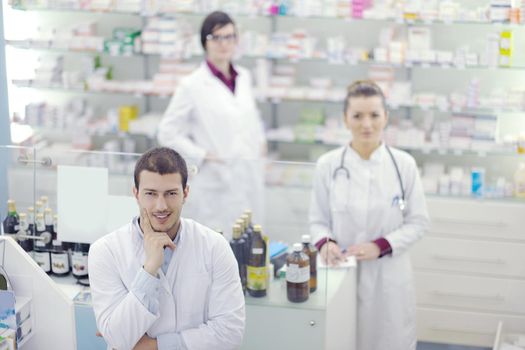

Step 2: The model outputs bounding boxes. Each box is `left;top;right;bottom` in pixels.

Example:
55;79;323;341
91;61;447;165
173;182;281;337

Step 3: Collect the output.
133;170;188;233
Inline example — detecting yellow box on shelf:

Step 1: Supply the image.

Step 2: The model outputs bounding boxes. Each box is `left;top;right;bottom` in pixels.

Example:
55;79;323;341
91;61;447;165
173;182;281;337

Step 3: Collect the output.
118;105;139;132
499;30;513;67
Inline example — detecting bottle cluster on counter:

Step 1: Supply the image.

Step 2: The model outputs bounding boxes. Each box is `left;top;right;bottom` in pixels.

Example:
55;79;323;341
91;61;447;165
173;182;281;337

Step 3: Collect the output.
2;198;90;284
228;209;318;303
229;210;269;298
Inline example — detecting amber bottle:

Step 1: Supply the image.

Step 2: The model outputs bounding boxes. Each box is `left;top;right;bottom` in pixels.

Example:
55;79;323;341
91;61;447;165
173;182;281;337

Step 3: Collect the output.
286;243;310;303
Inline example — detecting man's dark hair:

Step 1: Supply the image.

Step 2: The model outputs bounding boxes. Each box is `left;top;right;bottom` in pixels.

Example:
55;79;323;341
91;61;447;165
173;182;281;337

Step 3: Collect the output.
200;11;235;50
344;80;387;114
134;147;188;189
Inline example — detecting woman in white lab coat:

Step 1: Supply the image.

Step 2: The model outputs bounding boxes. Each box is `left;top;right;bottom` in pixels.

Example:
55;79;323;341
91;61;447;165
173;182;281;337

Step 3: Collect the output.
309;80;429;350
157;11;265;234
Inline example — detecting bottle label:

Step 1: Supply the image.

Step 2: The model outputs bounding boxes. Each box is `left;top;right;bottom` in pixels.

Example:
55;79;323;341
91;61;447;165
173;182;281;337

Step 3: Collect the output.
72;254;88;277
34;251;51;272
251;248;263;255
286;264;310;283
247;266;267;291
52;253;70;274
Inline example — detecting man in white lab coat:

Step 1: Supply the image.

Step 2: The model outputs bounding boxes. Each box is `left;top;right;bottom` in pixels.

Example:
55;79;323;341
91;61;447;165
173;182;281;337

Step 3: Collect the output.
89;147;245;350
157;11;266;237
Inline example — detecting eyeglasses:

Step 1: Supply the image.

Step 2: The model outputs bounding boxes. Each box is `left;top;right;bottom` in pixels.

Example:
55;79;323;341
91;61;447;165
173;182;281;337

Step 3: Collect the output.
206;33;237;44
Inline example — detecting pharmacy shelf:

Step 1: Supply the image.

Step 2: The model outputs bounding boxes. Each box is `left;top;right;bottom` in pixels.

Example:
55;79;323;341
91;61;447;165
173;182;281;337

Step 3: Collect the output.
425;193;525;204
10;4;525;28
12;81;524;116
9;41;525;73
265;182;525;204
6;40;199;60
259;96;524;115
11;81;173;98
267;139;522;158
279;14;525;27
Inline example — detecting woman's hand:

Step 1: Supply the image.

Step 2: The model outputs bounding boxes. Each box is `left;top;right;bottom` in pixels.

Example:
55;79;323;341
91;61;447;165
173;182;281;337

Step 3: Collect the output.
345;243;380;261
320;241;346;266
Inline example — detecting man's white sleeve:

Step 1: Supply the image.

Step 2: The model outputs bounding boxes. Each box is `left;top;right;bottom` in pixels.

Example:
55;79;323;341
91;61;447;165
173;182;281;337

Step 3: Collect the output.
89;240;159;350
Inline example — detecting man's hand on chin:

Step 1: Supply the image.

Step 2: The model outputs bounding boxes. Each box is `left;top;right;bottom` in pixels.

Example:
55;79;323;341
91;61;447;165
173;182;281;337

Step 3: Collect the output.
133;334;158;350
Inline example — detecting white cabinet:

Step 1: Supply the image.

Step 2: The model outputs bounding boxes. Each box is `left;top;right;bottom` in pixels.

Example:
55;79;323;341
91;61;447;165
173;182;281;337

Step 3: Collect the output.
412;197;525;347
242;267;357;350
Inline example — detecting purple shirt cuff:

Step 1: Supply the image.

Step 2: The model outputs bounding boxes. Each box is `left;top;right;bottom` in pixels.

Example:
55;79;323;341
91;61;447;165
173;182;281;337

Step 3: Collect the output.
315;237;337;251
373;237;392;258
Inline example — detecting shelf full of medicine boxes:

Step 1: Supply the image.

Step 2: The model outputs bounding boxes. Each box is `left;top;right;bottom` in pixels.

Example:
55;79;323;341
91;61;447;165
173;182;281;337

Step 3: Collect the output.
6;1;525;157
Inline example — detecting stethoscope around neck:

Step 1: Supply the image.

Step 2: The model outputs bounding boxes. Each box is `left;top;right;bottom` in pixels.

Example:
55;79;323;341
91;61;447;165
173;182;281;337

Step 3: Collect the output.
333;145;406;212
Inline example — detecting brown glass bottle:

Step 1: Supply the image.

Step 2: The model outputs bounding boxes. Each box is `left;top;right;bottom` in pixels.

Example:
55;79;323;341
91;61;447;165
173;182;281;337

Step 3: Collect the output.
247;224;267;297
302;234;317;293
286;243;310;303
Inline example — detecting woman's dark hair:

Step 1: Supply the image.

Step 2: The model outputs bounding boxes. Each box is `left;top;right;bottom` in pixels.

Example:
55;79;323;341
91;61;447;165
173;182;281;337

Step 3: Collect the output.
200;11;235;50
134;147;188;189
344;80;387;114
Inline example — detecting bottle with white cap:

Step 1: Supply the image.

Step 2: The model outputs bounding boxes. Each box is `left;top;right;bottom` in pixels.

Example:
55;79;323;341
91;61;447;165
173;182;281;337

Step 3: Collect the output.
286;243;310;303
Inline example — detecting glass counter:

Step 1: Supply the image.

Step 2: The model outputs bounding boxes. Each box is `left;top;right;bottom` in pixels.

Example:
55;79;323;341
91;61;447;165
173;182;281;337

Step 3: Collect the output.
0;144;357;350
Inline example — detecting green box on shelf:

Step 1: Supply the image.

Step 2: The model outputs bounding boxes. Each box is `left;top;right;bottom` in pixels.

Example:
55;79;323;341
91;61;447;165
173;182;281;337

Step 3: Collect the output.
293;124;317;143
104;39;123;56
121;43;135;56
113;28;142;45
299;109;324;125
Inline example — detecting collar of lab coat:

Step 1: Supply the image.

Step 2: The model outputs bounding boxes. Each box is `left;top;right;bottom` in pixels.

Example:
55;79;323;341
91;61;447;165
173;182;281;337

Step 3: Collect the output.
199;61;244;86
346;142;386;164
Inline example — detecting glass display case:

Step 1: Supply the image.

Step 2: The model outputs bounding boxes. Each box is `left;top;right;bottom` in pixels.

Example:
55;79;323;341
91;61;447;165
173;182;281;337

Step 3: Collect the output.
0;143;357;350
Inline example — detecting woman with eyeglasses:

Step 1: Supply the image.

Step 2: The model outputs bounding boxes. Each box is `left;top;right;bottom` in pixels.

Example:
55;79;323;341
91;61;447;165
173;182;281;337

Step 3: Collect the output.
309;80;429;350
158;11;266;236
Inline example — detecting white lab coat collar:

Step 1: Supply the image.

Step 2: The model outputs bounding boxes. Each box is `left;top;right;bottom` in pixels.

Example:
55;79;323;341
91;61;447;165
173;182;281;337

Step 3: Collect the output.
347;142;386;164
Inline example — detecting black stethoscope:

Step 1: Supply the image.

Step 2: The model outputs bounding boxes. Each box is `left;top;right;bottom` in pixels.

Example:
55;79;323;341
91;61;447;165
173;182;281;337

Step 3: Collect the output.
332;145;406;212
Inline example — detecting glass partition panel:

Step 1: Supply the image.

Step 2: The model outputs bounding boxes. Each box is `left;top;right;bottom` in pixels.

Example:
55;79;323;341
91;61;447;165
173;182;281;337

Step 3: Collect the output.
33;147;141;244
1;144;39;259
28;146;356;348
1;144;37;212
